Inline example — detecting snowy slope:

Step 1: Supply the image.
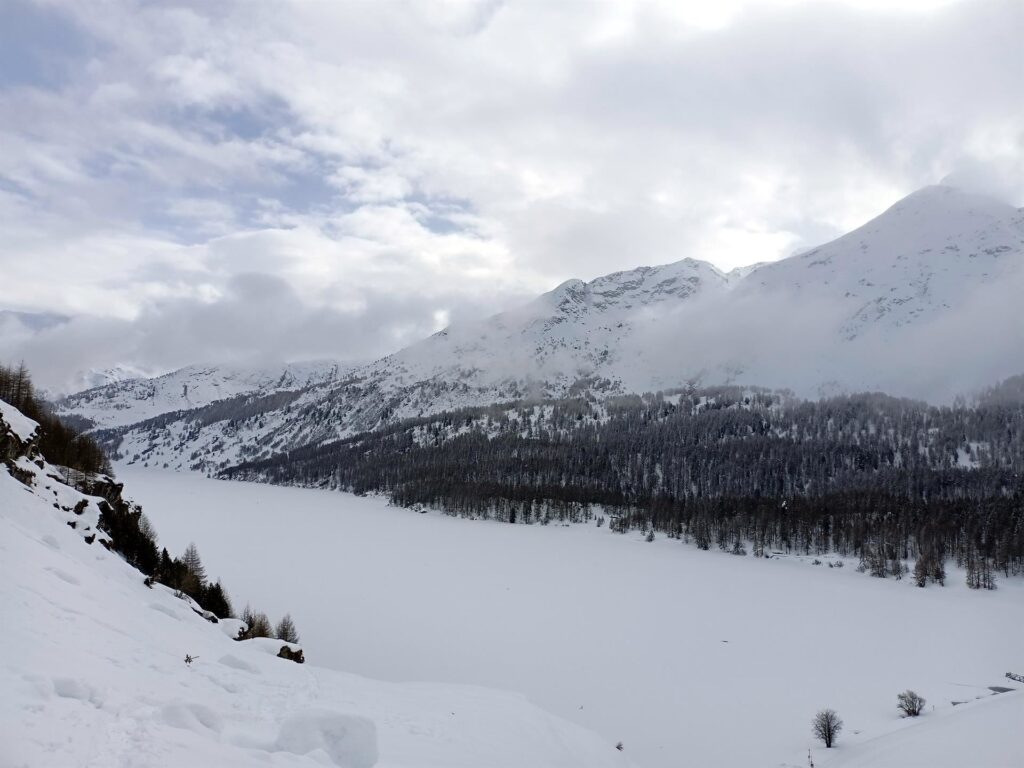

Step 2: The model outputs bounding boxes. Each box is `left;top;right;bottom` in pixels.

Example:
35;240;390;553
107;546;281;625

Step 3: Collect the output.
815;691;1024;768
56;360;354;428
122;466;1024;768
0;398;40;444
0;402;630;768
61;184;1024;471
57;363;155;399
745;185;1024;338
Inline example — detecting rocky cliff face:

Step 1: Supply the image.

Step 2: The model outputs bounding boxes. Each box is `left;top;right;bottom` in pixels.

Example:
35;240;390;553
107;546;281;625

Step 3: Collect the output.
1;399;112;548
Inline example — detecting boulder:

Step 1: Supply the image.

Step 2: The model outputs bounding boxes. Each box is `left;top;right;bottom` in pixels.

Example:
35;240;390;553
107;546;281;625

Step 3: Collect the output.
277;645;305;664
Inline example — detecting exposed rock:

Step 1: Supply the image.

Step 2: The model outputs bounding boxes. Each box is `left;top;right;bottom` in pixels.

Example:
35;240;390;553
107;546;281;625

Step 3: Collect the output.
277;645;305;664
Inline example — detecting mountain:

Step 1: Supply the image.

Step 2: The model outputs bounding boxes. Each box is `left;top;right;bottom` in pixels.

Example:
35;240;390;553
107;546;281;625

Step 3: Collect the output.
57;360;357;429
745;185;1024;338
58;184;1024;472
56;363;155;400
0;398;629;768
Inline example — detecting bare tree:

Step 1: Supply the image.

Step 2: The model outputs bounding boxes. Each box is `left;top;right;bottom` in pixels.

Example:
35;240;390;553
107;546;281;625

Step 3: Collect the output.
812;708;843;748
897;690;926;717
275;613;300;644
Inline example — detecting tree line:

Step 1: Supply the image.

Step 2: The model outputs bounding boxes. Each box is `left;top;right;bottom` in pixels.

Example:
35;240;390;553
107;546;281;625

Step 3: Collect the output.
1;361;110;474
226;383;1024;588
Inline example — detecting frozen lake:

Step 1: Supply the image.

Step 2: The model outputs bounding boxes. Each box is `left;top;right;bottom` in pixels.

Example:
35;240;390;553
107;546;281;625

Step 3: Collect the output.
122;467;1024;768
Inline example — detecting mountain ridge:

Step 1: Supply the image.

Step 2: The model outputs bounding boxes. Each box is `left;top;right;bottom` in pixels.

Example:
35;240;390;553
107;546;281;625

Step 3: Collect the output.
56;184;1024;471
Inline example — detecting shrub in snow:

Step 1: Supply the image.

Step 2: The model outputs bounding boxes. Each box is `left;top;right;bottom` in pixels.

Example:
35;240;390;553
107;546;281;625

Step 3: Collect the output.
812;708;842;748
897;689;926;717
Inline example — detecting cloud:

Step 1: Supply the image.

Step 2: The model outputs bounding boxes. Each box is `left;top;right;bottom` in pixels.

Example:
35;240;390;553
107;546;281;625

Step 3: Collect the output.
0;271;524;392
0;0;1020;389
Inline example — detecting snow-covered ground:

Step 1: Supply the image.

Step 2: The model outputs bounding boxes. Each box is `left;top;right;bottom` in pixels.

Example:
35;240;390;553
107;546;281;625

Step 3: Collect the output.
121;468;1024;768
0;419;630;767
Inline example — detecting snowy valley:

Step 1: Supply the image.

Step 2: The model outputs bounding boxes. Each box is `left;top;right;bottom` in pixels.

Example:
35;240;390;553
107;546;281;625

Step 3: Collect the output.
5;3;1024;766
0;399;630;768
4;184;1024;766
3;392;1021;768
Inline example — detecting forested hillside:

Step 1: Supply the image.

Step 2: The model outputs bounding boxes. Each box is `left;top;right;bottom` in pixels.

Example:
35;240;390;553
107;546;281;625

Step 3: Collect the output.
227;382;1024;586
0;361;110;475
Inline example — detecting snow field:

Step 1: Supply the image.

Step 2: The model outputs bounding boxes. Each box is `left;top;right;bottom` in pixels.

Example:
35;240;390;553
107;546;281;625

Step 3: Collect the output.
0;456;630;768
122;467;1024;768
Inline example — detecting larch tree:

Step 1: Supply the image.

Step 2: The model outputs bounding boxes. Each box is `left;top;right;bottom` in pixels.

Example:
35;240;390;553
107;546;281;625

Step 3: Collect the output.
275;614;300;644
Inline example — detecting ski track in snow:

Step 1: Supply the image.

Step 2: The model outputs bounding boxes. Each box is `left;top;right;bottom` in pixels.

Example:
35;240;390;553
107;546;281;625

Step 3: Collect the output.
121;467;1024;768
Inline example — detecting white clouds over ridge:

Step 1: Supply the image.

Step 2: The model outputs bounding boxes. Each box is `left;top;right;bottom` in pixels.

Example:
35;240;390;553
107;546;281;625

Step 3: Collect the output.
0;0;1021;387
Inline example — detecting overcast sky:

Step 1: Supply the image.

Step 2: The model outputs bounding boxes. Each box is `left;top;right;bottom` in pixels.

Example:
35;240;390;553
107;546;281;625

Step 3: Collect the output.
1;0;1022;387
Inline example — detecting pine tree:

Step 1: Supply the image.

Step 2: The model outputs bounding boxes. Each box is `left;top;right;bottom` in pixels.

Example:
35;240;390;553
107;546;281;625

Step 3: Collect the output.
913;554;930;587
201;581;234;619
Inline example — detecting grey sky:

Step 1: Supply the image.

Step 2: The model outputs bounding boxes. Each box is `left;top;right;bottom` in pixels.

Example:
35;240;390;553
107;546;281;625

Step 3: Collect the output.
1;0;1021;388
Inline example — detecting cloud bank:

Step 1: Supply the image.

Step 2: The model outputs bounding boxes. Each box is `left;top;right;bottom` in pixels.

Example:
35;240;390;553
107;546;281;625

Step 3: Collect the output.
0;0;1021;389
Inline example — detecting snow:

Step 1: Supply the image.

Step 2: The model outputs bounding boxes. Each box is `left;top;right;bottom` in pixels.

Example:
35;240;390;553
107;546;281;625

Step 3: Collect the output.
0;398;39;443
121;467;1024;768
816;690;1024;768
56;360;354;428
0;420;630;767
63;185;1024;474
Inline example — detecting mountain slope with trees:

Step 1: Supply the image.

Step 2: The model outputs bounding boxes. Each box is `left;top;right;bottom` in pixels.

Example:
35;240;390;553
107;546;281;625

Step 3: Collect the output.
57;185;1024;476
226;382;1024;588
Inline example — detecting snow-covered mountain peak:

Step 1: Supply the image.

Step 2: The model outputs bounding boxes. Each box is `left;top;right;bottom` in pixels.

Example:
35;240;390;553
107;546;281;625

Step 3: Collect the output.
784;184;1022;272
584;257;729;308
743;184;1024;339
885;182;1017;218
